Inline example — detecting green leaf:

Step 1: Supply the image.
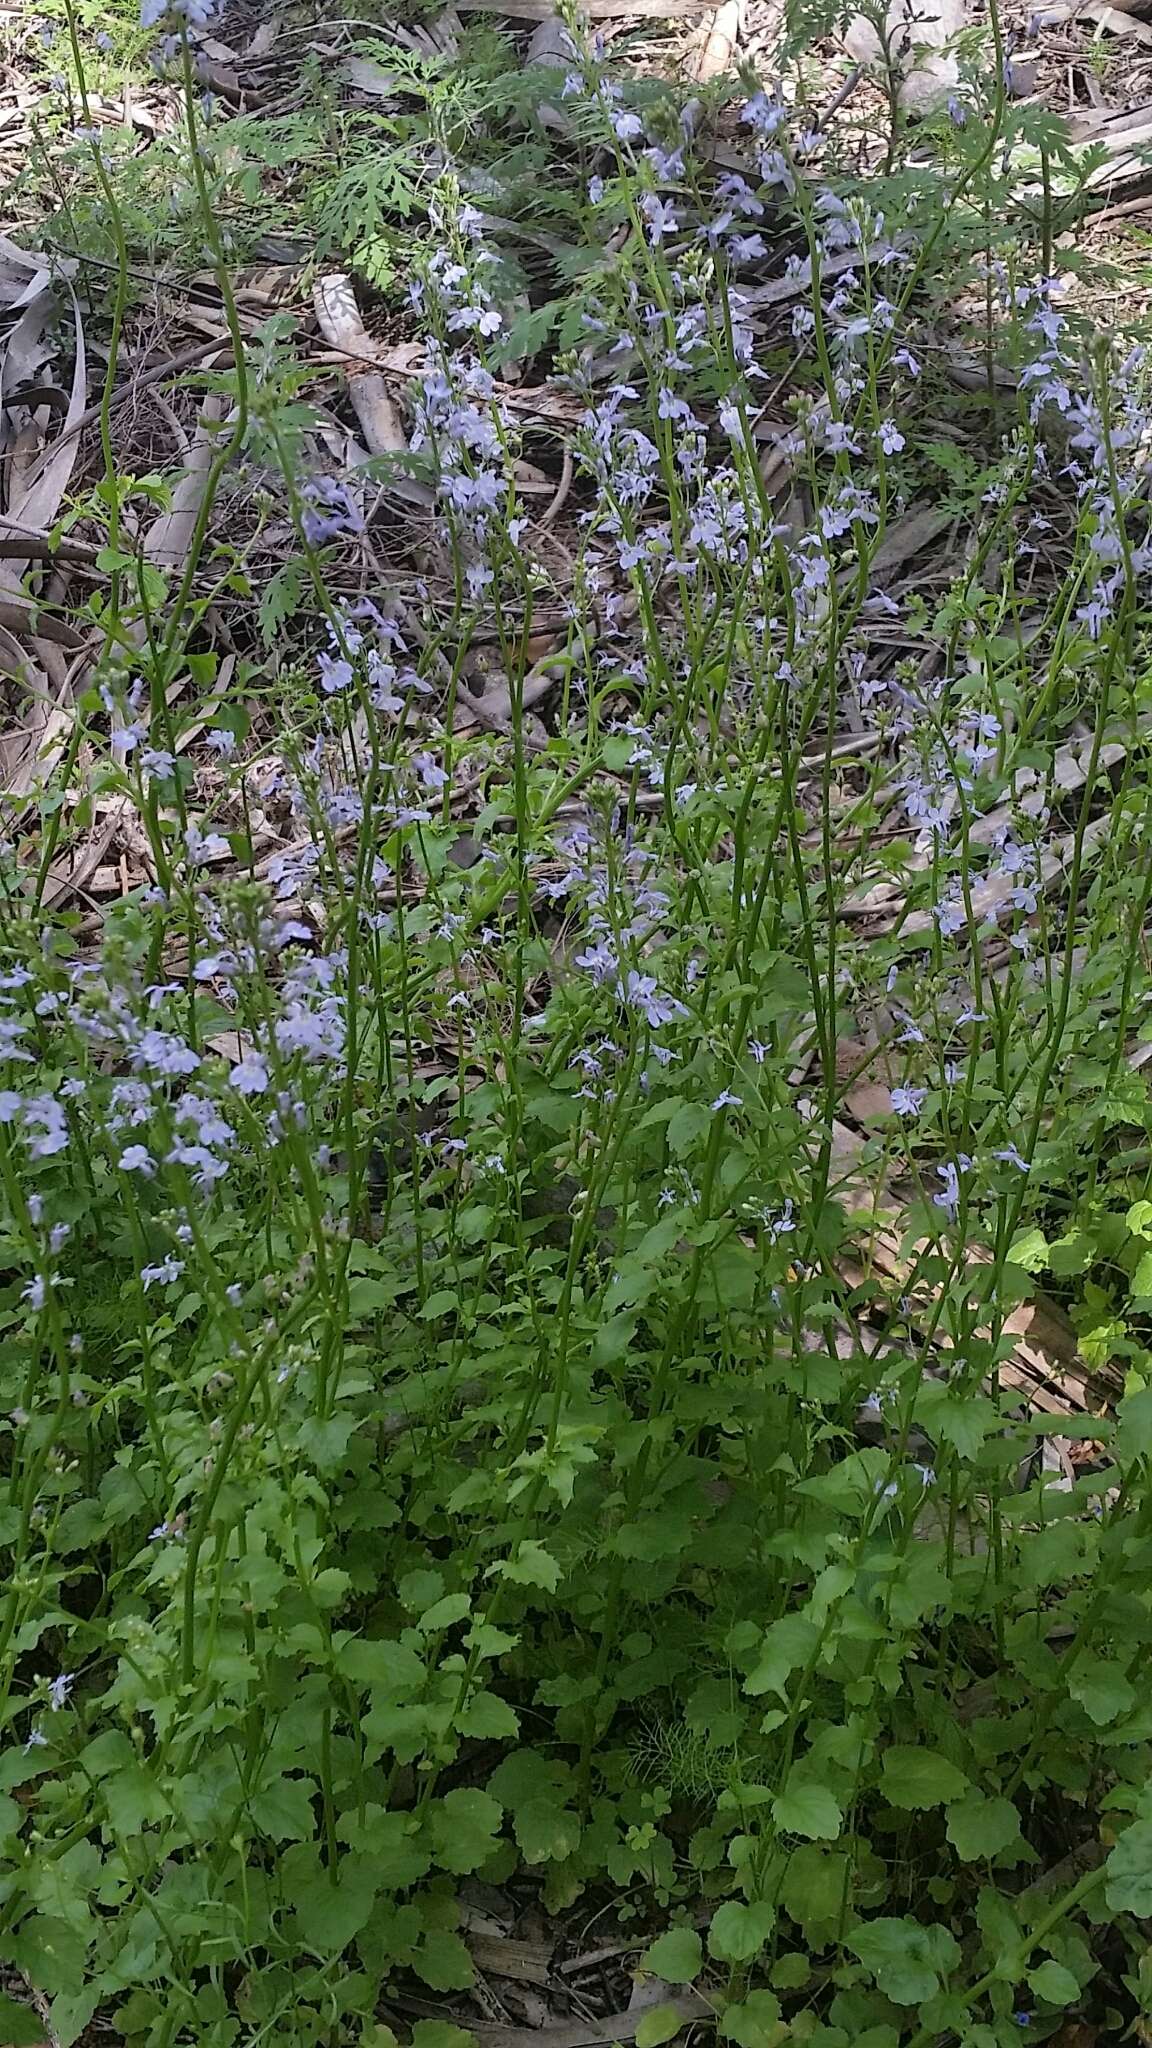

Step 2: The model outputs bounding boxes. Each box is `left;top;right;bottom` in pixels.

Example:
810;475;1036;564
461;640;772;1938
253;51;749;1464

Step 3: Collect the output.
414;1930;475;1992
1119;1386;1152;1460
428;1788;502;1875
1007;1227;1049;1272
708;1899;775;1963
10;1918;88;2000
935;1394;999;1461
781;1845;848;1933
465;1621;519;1659
641;1928;703;1984
259;558;307;643
249;1775;317;1843
744;1615;819;1700
794;1446;889;1518
512;1797;581;1865
1030;1414;1113;1438
346;1276;403;1317
48;1986;99;2048
1133;1250;1152;1301
418;1593;471;1632
297;1415;357;1474
495;1541;561;1592
1106;1818;1152;1914
667;1102;711;1155
1069;1663;1135;1727
945;1795;1022;1863
772;1781;842;1840
362;1698;432;1763
102;1763;170;1833
848;1919;959;2006
1028;1960;1080;2006
399;1568;444;1613
338;1637;426;1694
880;1746;969;1810
718;1993;783;2048
487;1749;574;1810
0;1993;49;2046
1049;1231;1093;1276
337;1808;431;1887
294;1861;378;1954
457;1689;520;1740
411;2023;476;2048
635;2005;685;2048
769;1955;810;1992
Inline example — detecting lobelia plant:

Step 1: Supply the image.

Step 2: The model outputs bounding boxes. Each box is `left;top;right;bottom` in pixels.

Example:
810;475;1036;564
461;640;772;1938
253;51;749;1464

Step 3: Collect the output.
1;0;1152;2044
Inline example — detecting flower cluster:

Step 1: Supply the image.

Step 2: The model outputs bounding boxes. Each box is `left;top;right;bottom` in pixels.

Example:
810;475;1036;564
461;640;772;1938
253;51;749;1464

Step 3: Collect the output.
410;204;524;599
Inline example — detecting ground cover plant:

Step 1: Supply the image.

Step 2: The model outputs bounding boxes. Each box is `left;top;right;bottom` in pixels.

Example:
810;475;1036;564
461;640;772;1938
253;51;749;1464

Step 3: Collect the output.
1;0;1152;2042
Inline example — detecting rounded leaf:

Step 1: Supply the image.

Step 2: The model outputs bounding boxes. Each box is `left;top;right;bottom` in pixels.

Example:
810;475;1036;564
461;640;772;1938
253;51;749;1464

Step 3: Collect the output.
880;1746;969;1811
708;1899;774;1964
1028;1960;1080;2008
635;2006;685;2048
641;1928;703;1984
945;1795;1022;1863
1106;1817;1152;1915
772;1782;842;1841
718;1992;783;2048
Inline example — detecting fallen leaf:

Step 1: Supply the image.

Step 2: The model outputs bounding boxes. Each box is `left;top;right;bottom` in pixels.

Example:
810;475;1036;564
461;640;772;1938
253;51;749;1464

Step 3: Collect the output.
457;0;711;14
524;14;577;130
4;284;87;552
690;0;742;78
313;274;407;455
340;53;399;96
843;0;967;113
142;394;231;574
402;1994;712;2048
0;234;61;314
245;16;281;55
865;504;953;584
1056;0;1152;31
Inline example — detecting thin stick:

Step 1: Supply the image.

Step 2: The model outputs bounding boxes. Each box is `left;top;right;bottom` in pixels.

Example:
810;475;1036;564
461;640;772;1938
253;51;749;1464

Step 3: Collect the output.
539;446;573;528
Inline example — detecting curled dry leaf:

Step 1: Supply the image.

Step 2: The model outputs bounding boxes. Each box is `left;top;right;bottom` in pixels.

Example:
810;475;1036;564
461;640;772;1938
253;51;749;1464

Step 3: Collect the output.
1076;0;1152;36
313;273;407;455
457;0;711;15
2;297;53;406
41;794;130;910
0;234;60;315
0;622;70;802
524;14;577;133
445;1993;712;2048
689;0;743;80
455;649;558;750
1040;0;1152;29
843;0;967;113
245;15;281;55
141;393;231;576
744;239;909;308
0;273;89;810
339;53;399;98
864;503;952;584
1;283;86;589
